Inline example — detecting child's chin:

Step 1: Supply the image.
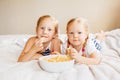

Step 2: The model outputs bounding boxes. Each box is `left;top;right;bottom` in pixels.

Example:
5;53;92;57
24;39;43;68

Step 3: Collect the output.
73;42;81;45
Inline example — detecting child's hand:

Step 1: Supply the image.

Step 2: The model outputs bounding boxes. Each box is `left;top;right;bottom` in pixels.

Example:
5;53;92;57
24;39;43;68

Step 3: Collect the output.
30;38;44;53
39;37;46;43
66;48;71;55
68;48;81;61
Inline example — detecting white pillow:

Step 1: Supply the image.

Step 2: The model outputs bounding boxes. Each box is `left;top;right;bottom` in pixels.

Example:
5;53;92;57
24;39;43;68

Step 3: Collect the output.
15;38;28;47
58;34;67;43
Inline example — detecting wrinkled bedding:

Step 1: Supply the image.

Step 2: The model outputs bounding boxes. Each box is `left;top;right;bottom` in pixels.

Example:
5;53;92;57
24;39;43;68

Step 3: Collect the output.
0;29;120;80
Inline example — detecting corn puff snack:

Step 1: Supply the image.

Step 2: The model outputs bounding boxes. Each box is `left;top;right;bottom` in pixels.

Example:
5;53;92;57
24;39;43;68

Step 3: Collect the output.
66;48;71;55
43;55;72;62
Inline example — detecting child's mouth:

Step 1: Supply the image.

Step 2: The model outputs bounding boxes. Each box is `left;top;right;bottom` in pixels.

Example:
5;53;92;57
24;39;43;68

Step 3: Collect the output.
41;35;48;38
73;40;78;41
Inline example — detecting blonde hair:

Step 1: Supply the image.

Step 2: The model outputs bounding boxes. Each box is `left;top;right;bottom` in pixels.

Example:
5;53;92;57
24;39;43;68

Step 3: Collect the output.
36;15;59;36
66;17;89;33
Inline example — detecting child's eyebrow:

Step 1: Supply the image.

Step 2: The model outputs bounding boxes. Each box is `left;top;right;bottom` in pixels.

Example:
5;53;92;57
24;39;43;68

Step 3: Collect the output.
47;27;54;29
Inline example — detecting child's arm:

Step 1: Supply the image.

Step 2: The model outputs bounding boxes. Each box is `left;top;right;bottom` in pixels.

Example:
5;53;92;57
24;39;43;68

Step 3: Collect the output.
75;52;101;65
51;38;61;54
69;48;101;65
18;37;44;62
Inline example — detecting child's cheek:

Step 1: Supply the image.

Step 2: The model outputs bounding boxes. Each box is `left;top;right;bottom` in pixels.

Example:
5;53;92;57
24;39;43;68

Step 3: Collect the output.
82;34;87;39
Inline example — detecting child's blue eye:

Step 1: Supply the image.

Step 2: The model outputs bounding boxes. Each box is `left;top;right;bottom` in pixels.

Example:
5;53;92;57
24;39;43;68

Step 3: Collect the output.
69;32;74;34
78;32;82;34
48;29;52;31
40;27;44;30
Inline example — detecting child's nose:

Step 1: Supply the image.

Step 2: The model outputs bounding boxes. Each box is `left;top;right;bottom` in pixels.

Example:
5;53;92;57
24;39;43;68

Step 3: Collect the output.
43;28;48;33
73;33;78;37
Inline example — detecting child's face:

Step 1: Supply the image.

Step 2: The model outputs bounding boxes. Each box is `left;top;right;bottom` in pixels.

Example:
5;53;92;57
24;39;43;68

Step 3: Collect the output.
67;22;87;47
37;18;56;43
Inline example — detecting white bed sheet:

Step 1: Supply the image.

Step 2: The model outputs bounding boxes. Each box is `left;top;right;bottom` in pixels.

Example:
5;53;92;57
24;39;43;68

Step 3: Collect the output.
0;29;120;80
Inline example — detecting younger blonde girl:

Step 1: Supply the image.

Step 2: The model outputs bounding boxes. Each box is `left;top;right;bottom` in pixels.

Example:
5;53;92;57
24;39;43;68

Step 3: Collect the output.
62;17;105;65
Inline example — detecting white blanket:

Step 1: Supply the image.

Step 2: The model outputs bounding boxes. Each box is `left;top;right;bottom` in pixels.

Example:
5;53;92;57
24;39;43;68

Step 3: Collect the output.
0;29;120;80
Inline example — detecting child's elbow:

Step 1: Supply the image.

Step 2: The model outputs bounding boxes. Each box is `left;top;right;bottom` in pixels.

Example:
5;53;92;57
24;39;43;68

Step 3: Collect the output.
17;57;28;62
17;58;24;62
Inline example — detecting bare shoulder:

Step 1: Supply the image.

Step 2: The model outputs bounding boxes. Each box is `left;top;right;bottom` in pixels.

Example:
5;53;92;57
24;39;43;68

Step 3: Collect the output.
27;36;36;44
23;36;37;52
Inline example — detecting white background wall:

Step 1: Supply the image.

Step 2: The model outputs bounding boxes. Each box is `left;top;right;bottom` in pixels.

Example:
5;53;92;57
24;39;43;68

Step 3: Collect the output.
0;0;120;35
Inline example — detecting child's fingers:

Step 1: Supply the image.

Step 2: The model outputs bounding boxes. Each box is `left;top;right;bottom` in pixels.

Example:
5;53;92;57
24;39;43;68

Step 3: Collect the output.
39;37;46;43
34;39;44;50
35;42;42;47
31;43;43;53
66;48;71;55
38;43;43;47
38;46;44;51
69;53;77;59
35;39;42;46
70;48;78;53
35;38;44;46
35;37;45;44
69;48;78;57
35;39;39;45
